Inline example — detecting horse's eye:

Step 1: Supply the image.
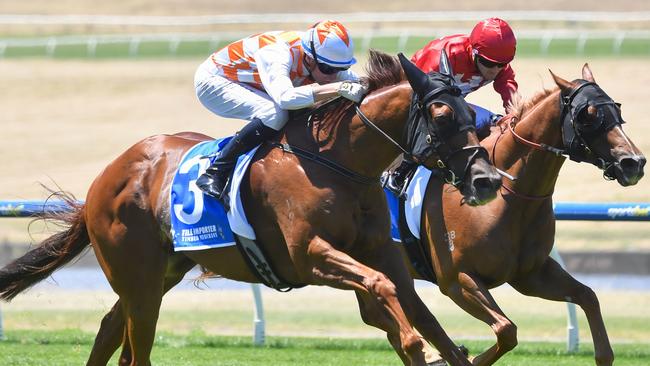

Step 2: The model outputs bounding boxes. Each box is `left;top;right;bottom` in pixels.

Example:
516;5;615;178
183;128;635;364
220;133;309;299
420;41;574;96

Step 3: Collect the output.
433;114;452;125
578;107;605;131
579;106;597;121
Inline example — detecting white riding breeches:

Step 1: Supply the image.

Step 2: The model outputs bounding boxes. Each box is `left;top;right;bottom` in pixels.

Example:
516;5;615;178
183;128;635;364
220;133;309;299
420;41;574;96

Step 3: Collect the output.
194;59;288;130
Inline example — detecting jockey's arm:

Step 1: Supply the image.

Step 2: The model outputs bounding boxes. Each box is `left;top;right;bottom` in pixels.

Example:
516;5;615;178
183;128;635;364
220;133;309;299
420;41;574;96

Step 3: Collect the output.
493;65;518;111
256;45;315;110
257;45;364;109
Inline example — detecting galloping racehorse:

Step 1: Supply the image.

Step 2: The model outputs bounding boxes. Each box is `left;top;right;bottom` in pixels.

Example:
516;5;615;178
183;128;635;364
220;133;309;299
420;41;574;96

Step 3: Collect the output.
392;65;645;365
0;51;502;366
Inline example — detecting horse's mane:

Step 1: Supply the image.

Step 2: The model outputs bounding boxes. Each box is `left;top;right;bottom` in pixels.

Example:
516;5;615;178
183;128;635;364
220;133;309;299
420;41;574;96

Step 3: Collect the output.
507;87;555;122
360;49;405;93
306;49;406;150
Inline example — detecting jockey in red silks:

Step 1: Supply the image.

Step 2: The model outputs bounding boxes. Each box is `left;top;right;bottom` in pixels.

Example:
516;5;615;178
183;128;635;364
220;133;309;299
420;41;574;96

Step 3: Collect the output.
385;17;518;196
194;20;366;201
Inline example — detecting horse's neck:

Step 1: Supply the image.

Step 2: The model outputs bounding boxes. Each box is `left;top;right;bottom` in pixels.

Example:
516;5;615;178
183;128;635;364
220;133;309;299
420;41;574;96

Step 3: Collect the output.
495;90;567;198
342;83;412;177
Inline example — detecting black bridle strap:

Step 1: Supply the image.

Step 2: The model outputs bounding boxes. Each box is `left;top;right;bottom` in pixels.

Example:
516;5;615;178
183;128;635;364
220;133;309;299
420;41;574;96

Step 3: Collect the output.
355;105;411;157
420;85;461;106
561;81;597;112
270;142;379;185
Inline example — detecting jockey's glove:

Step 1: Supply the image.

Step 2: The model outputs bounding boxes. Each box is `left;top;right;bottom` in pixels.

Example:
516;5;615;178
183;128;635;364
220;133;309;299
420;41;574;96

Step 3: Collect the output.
337;81;368;103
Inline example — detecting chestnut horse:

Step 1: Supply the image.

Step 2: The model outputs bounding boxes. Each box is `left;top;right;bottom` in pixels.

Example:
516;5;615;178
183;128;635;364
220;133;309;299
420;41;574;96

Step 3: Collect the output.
395;65;645;365
0;51;502;366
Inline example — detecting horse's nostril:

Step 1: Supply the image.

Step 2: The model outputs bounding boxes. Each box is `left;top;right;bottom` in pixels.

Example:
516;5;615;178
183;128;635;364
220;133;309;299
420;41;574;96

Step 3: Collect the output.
620;156;644;172
473;177;492;190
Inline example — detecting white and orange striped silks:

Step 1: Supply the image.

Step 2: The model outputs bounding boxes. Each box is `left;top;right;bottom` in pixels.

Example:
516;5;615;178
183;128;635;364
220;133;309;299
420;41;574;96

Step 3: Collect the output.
210;31;312;90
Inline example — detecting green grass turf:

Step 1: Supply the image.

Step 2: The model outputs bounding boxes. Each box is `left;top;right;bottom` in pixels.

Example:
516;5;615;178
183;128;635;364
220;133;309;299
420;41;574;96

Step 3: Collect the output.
0;330;648;365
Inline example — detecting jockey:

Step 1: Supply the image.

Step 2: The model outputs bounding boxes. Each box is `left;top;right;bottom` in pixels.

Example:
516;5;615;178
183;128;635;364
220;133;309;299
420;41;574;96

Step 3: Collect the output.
194;20;366;200
385;17;518;196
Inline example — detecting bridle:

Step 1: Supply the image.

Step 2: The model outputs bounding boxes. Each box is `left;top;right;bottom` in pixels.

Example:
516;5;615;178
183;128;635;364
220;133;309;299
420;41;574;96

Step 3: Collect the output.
494;80;625;199
356;79;489;189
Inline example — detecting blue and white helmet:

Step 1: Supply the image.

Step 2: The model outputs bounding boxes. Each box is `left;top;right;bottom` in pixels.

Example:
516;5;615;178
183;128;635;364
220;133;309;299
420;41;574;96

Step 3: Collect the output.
301;20;356;67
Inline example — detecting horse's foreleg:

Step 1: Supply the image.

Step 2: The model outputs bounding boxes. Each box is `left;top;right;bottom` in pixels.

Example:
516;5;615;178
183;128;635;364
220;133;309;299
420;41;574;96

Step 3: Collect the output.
304;235;430;366
361;246;472;366
440;273;517;366
509;258;614;366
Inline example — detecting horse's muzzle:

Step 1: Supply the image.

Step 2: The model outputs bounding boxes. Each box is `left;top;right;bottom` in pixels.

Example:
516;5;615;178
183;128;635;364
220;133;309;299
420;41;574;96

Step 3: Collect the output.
614;154;646;186
463;163;502;206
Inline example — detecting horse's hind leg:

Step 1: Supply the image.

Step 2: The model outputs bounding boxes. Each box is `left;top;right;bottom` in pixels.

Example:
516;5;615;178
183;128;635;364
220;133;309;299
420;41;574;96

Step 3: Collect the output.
86;301;126;366
90;218;169;366
510;258;614;366
355;291;414;365
86;254;195;366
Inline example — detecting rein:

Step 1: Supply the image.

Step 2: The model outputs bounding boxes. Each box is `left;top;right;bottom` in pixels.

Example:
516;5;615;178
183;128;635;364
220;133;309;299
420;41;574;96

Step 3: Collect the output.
270;142;379;185
507;117;566;157
355;105;410;156
491;116;555;201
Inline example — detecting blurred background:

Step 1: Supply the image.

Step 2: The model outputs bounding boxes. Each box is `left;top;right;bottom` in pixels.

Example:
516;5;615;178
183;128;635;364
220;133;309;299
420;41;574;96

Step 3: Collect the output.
0;1;649;363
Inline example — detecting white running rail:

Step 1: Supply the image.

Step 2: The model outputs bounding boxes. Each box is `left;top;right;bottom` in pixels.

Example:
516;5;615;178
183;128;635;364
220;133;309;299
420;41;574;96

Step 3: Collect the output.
1;11;650;26
2;29;649;58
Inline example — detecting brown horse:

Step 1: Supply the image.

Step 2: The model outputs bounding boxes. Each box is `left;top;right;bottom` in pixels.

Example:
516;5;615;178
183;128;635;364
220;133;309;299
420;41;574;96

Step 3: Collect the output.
0;50;502;366
396;64;645;365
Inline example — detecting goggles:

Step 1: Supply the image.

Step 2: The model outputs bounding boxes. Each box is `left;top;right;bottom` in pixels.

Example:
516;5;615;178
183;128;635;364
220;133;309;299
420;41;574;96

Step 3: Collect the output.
477;55;507;69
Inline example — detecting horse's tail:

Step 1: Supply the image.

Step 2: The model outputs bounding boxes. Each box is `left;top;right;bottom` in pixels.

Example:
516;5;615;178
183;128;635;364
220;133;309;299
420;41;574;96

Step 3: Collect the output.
0;192;90;301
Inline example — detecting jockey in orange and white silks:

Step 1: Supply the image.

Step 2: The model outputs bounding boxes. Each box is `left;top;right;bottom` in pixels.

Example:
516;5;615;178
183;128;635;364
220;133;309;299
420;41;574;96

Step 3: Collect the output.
194;20;366;201
411;17;518;134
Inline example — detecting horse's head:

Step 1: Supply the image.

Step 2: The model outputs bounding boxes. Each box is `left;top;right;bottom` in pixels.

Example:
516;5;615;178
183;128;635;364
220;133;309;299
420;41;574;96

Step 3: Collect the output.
551;65;646;186
398;52;501;205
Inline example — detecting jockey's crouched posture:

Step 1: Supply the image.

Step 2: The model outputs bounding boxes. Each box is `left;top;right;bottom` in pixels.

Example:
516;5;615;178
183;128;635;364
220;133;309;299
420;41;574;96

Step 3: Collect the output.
194;20;366;200
385;17;519;196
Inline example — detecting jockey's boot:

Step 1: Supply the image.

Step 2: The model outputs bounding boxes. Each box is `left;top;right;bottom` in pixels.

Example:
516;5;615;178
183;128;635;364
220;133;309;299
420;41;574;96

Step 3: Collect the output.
383;158;417;198
197;118;277;200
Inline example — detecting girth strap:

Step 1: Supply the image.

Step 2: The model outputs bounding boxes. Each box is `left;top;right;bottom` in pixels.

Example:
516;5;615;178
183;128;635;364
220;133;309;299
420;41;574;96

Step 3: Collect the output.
234;234;306;292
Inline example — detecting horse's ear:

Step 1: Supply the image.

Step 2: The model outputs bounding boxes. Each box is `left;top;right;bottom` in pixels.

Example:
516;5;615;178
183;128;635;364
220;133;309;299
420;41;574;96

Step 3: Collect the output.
582;63;596;83
398;52;429;95
438;49;454;78
549;69;574;92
